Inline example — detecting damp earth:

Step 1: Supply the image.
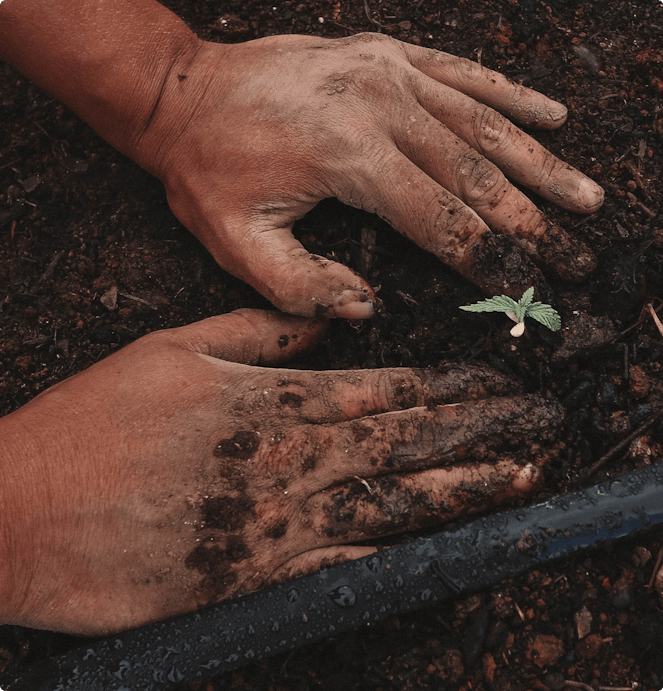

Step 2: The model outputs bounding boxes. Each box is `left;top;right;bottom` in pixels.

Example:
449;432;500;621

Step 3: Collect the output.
1;0;663;689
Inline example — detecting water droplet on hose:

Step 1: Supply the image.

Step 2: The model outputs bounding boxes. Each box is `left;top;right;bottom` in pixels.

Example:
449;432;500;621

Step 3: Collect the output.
366;554;383;573
286;587;300;603
272;622;280;632
420;589;431;601
327;585;356;608
394;574;404;588
374;580;384;592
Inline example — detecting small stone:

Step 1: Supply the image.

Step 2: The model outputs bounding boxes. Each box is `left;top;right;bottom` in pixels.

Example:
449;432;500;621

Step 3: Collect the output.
526;634;564;668
553;313;617;362
576;633;603;660
100;285;118;311
626;435;653;465
629;365;651;399
574;605;592;640
210;13;250;39
517;529;537;554
482;652;496;684
608;410;632;436
609;576;634;609
572;44;601;74
632;546;651;568
18;175;41;193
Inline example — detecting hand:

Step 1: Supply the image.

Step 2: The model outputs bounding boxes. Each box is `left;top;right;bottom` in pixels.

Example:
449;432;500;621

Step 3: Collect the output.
0;309;563;635
135;32;605;317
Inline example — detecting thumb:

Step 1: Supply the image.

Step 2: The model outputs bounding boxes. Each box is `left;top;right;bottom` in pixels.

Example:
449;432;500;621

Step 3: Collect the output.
166;308;328;366
210;220;375;320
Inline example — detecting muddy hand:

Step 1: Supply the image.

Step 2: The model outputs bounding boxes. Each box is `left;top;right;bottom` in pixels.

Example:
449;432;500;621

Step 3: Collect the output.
1;1;604;315
135;34;604;313
0;310;563;636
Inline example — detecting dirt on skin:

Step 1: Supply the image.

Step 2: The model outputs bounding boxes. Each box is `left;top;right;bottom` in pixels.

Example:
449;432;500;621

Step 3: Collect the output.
1;0;663;689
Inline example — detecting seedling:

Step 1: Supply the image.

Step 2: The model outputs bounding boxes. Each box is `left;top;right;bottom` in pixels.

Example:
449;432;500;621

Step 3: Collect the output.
460;287;561;337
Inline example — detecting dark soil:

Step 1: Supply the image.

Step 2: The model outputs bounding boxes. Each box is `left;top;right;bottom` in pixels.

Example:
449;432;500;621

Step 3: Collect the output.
1;0;663;689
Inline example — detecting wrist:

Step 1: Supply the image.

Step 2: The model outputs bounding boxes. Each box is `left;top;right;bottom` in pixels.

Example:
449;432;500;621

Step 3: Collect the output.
0;411;39;626
0;0;201;163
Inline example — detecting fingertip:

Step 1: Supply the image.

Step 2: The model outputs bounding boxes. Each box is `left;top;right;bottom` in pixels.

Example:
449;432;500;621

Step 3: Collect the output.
511;95;568;130
576;178;605;212
332;289;375;319
512;463;540;493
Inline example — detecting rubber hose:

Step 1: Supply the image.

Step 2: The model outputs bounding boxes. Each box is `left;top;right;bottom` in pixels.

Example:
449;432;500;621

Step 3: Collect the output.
7;462;663;691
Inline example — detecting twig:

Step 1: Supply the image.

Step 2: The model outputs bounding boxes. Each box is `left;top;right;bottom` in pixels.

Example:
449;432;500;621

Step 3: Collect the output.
585;408;663;478
563;681;594;691
38;250;64;283
354;476;373;494
614;299;663;340
118;291;158;310
598;687;640;691
363;0;384;30
647;546;663;589
327;19;357;33
648;303;663;339
0;158;20;172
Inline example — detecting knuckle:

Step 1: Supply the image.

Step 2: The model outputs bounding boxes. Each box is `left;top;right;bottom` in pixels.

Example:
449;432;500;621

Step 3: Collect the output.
457;153;510;209
374;370;423;411
449;55;486;85
423;195;484;261
472;104;515;156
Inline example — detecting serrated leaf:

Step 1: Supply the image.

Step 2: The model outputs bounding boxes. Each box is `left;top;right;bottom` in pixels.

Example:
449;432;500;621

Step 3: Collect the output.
459;294;519;314
515;287;534;322
525;303;561;331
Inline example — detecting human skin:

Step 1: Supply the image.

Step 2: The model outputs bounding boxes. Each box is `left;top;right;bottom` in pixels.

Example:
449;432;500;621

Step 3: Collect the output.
0;0;604;318
0;0;591;636
0;309;564;635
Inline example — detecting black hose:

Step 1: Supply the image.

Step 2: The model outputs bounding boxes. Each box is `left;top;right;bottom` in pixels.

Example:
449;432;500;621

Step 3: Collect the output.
8;462;663;691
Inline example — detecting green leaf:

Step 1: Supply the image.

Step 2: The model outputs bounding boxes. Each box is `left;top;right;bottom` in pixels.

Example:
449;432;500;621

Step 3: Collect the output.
459;294;519;314
515;287;534;322
525;302;561;331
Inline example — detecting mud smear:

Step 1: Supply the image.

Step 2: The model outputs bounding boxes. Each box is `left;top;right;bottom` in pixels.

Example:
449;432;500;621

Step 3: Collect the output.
465;232;554;302
184;536;250;602
278;391;304;408
536;223;597;282
214;430;260;460
422;363;522;403
201;494;255;532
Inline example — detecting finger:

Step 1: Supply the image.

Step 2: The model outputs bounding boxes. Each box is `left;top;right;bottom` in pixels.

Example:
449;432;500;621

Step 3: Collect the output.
340;141;551;299
211;215;375;319
266;545;377;584
304;459;541;542
402;44;569;130
164;308;327;365
393;103;597;280
408;76;603;215
313;394;563;483
258;362;521;425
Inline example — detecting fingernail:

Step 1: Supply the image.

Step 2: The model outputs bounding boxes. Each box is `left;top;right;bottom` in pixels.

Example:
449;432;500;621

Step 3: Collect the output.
546;103;568;122
577;178;604;210
513;463;538;492
333;290;374;319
